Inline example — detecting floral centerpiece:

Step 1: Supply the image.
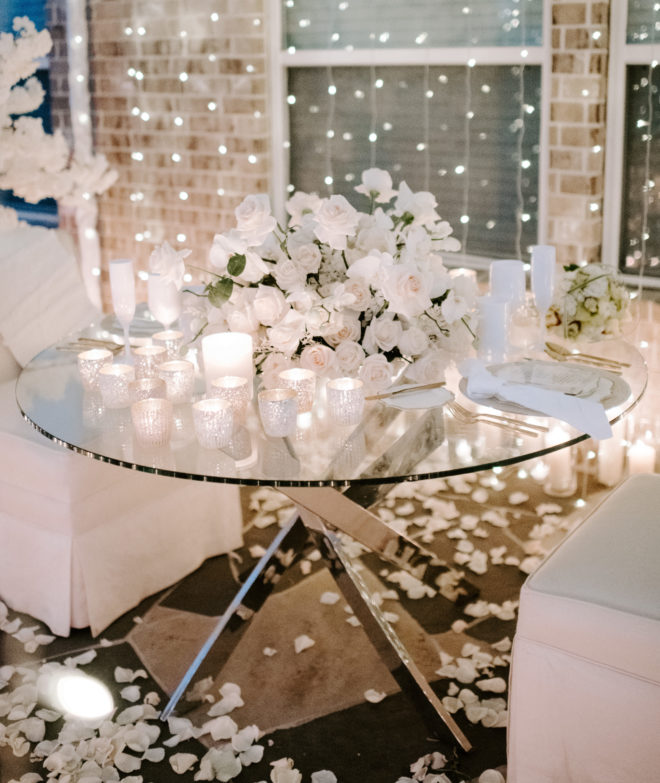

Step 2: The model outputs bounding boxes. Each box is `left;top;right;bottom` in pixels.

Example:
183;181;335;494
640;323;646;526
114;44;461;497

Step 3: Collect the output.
173;169;476;392
547;263;630;341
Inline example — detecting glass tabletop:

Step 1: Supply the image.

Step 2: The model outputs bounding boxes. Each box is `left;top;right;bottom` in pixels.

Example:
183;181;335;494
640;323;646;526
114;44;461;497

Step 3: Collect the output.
15;329;647;488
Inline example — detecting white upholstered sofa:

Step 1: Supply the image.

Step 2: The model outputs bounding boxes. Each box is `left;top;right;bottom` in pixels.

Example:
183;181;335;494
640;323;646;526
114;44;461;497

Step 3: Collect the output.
0;225;243;636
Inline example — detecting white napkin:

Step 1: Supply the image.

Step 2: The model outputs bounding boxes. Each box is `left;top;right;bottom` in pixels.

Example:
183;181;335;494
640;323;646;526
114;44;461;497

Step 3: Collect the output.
460;359;612;440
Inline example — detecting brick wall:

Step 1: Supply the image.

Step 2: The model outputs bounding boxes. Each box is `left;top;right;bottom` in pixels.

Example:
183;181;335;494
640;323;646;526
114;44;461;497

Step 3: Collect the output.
548;0;610;266
86;0;270;304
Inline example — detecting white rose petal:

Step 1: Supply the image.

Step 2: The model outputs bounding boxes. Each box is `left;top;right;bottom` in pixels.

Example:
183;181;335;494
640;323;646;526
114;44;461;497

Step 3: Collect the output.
115;752;143;773
311;771;338;783
294;634;315;654
364;688;386;703
478;770;506;783
240;744;265;765
120;685;141;703
201;715;238;741
476;677;507;694
170;752;199;774
319;591;341;605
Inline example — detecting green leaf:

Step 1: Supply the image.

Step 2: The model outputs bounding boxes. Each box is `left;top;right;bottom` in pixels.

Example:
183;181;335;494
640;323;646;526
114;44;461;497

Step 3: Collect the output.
227;253;247;277
206;277;233;307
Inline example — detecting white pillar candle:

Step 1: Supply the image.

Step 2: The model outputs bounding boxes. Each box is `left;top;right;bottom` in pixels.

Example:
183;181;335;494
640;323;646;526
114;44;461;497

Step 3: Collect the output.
597;425;625;486
544;425;577;496
477;296;509;362
489;259;526;307
202;332;254;395
627;439;656;474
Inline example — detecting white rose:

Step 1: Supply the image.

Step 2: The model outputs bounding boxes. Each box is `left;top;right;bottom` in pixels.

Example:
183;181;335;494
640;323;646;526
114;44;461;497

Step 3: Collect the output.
397;326;429;358
260;352;295;389
148;240;190;289
441;289;471;324
285;191;322;226
253;285;289;326
289;242;322;274
343;278;373;311
381;264;433;318
209;231;269;283
323;312;362;346
234;193;277;245
300;343;336;376
354;168;397;203
273;256;306;292
359;353;392;392
287;288;321;314
346;250;394;280
267;309;306;355
368;316;402;352
394;181;440;226
406;349;449;384
335;340;365;374
312;194;360;250
305;305;332;337
225;303;259;336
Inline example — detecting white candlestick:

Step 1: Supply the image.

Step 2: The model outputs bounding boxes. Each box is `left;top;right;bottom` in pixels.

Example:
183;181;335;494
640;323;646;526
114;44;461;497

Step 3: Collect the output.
597;430;625;487
489;259;526;307
202;332;254;395
544;426;576;496
627;440;656;474
477;295;509;362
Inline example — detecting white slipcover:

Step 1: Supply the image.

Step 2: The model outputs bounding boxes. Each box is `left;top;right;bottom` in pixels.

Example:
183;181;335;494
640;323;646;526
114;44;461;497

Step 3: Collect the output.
0;226;243;636
507;474;660;783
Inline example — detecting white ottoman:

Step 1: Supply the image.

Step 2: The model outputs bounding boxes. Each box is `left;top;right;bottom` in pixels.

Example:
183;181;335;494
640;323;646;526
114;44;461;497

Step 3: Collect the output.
507;474;660;783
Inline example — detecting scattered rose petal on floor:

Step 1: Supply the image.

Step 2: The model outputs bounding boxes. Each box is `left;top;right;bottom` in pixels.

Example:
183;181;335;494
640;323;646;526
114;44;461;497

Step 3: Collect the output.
1;619;22;634
508;491;529;505
492;636;512;652
451;619;468;633
169;752;198;774
120;685;141;703
471;488;489;503
270;757;303;783
201;715;238;741
478;769;506;783
454;552;471;566
263;647;278;657
481;510;509;528
383;611;399;623
519;556;542;574
464;600;490;618
64;650;96;667
456;539;474;554
240;743;264;766
468;550;488;575
249;545;267;558
346;615;361;627
536;502;562;516
364;689;386;703
300;560;312;575
294;634;315;654
441;696;461;714
459;514;479;530
504;555;520;566
476;677;507;693
311;770;337;783
319;591;340;605
446;528;467;539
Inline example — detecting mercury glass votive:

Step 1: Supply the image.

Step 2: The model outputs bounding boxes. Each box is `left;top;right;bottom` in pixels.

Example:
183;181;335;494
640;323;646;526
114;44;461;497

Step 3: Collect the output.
209;375;250;423
131;398;173;446
258;388;298;437
133;345;167;379
158;359;195;404
152;329;184;361
326;377;365;426
98;363;135;409
128;377;167;404
77;348;113;391
278;368;316;413
192;398;233;449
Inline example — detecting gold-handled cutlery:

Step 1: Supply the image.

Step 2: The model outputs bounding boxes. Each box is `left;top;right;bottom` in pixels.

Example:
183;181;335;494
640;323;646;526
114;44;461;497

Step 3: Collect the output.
446;401;549;437
545;341;629;369
364;381;446;401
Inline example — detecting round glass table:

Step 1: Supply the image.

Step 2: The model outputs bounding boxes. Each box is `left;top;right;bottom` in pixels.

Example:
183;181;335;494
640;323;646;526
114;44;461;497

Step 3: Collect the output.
15;333;647;752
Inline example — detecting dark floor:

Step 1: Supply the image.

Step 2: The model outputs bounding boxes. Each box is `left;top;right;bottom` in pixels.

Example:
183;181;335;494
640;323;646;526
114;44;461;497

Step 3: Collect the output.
0;460;608;783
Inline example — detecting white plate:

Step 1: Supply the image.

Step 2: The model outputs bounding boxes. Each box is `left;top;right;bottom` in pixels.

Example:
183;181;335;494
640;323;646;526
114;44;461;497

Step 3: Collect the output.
459;360;631;416
384;386;454;410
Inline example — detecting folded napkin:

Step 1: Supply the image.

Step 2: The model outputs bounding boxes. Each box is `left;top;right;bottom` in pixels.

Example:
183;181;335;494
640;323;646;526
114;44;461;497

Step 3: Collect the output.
460;359;612;440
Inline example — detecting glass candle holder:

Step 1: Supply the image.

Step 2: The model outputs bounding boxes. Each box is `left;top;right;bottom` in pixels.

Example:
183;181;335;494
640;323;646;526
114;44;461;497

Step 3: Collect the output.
258;388;298;437
158;359;195;404
130;398;173;446
152;329;184;361
128;377;167;404
133;345;167;379
278;368;316;413
98;363;135;409
326;377;365;426
209;375;250;424
201;332;253;395
77;348;113;390
192;398;233;449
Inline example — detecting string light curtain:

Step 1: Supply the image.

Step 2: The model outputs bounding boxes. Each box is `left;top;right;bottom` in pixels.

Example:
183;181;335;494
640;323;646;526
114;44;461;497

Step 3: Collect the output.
282;0;543;262
621;1;660;277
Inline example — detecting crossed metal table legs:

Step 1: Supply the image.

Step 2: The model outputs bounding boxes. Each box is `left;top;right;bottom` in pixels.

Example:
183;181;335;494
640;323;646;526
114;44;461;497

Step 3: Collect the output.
160;485;475;753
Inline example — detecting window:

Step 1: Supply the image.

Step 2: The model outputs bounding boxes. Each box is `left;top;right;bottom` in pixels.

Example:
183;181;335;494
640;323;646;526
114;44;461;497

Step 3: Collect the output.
272;0;548;263
604;0;660;282
0;0;58;228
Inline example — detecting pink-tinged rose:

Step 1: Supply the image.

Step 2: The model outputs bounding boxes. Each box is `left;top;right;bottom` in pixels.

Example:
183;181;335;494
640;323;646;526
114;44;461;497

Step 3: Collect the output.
354;167;397;203
312;195;360;250
267;309;306;355
406;349;449;384
323;312;362;346
397;326;429;357
359;353;392;392
273;257;306;292
300;343;336;376
381;264;433;318
368;316;402;352
253;285;289;326
343;278;372;311
394;181;440;226
289;242;322;274
234;193;277;245
335;340;365;373
285;191;322;226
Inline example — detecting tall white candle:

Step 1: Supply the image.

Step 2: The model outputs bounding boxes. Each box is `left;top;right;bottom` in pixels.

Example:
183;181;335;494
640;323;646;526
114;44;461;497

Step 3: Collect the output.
597;432;625;487
202;332;254;395
489;259;526;307
477;296;509;362
544;425;576;496
627;439;656;474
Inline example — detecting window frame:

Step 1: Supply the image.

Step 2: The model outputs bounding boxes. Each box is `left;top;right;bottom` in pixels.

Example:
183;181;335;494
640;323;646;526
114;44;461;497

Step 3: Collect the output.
267;0;552;269
603;0;660;288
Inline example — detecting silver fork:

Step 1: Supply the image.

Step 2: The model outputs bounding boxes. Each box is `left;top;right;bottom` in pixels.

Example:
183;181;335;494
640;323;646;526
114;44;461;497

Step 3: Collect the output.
446;401;549;437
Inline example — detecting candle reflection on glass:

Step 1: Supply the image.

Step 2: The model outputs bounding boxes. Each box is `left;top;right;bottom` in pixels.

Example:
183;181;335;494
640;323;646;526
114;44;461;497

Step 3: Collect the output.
543;425;577;497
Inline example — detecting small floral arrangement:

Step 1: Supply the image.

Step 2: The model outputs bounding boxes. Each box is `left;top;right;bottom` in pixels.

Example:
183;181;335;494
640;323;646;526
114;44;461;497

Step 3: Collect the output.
177;169;476;391
547;263;630;341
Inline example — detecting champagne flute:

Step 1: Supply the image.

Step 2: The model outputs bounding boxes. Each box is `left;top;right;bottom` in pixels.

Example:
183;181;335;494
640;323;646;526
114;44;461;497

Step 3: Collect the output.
147;272;181;329
530;245;556;350
109;259;136;360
